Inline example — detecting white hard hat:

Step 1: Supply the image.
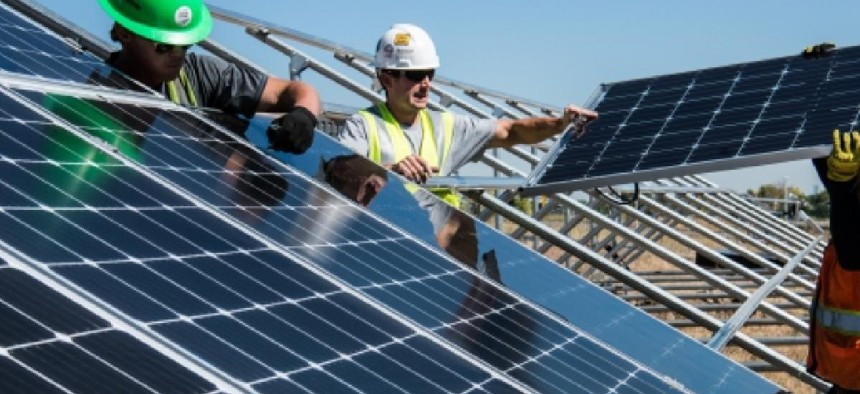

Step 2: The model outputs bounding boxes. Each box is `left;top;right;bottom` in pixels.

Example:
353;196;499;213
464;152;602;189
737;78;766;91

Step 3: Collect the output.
372;23;439;70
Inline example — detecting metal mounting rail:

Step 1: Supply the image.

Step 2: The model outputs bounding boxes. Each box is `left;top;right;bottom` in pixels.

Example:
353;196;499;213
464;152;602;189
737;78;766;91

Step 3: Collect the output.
708;236;822;350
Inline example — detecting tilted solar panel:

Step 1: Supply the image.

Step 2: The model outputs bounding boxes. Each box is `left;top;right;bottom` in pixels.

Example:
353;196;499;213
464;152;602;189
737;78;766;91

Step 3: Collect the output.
526;45;859;193
246;119;782;394
0;85;537;392
0;3;140;89
13;85;701;393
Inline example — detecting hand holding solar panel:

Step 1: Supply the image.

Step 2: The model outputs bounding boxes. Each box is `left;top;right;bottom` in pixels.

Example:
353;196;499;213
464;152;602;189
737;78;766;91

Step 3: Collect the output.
266;106;317;153
802;42;836;59
827;129;860;182
564;103;599;138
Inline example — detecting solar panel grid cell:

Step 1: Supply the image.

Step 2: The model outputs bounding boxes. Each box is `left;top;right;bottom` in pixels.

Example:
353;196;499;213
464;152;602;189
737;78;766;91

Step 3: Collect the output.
0;266;218;394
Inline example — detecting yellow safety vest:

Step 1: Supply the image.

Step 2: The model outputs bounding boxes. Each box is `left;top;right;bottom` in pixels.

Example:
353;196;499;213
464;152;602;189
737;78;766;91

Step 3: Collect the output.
166;68;198;107
358;103;459;207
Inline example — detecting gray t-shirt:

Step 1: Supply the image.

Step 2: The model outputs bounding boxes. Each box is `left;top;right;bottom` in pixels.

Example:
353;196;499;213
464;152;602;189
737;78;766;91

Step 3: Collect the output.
337;107;497;175
107;52;268;118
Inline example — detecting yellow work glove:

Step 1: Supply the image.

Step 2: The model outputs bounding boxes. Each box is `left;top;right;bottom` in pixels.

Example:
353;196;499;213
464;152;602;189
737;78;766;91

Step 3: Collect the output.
801;42;835;59
827;129;860;182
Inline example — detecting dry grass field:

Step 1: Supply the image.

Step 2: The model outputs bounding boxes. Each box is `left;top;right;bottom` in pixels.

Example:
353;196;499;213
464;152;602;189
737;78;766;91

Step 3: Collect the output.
490;211;820;393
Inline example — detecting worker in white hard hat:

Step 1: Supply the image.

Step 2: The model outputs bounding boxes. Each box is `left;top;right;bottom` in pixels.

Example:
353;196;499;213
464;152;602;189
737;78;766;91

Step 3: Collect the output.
337;23;598;208
336;24;596;280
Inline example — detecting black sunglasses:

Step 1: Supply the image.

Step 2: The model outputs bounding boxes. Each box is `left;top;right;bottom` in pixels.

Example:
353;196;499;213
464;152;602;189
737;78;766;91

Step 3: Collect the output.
153;42;191;54
385;69;435;82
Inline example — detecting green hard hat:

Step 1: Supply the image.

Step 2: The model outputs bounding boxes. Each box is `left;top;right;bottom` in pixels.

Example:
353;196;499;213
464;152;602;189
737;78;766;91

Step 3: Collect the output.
98;0;213;45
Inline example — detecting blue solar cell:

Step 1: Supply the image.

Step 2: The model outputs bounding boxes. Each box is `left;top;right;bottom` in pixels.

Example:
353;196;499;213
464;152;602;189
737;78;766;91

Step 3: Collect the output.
0;356;66;394
0;266;216;394
75;331;217;394
533;45;855;190
0;4;135;88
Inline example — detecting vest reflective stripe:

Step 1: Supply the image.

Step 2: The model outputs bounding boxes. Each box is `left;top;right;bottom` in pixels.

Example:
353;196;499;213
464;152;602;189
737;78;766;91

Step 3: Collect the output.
166;68;198;107
359;104;459;206
815;301;860;336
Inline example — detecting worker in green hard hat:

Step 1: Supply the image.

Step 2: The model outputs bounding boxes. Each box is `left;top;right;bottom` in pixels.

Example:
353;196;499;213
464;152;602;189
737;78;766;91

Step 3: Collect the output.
98;0;321;154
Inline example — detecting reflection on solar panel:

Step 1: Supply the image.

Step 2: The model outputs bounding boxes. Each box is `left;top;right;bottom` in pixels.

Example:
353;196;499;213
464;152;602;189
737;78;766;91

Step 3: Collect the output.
1;87;536;392
527;45;860;193
5;84;702;392
250;120;782;394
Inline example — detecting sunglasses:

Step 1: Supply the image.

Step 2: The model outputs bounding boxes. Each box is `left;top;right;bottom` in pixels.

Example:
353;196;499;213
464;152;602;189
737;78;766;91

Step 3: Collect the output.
385;69;435;82
153;42;191;54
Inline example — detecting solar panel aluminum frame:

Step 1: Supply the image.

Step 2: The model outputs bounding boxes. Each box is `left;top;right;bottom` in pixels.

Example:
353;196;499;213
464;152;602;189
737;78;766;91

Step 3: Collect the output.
0;77;544;393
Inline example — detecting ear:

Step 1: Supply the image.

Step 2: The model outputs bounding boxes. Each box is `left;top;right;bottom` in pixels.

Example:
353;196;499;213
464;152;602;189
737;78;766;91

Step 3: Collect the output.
377;72;393;90
112;24;135;44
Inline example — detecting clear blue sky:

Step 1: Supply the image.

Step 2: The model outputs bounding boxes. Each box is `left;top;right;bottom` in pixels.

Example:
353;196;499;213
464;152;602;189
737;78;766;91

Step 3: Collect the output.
31;0;860;195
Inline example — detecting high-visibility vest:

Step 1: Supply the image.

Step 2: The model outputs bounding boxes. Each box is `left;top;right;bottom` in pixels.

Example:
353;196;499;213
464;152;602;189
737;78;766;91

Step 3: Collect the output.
808;242;860;390
358;103;459;207
166;68;198;107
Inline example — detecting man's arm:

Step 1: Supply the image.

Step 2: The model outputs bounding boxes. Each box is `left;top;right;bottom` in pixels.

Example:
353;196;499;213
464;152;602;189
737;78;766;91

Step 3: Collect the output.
816;130;860;270
489;104;597;148
256;76;321;116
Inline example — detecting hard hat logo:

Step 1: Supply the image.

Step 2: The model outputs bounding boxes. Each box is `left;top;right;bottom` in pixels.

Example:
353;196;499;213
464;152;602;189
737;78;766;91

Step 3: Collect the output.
174;6;192;28
382;44;394;59
393;33;411;46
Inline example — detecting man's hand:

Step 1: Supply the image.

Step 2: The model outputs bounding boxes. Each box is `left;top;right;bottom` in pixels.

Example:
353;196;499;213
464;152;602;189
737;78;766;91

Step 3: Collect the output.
388;154;438;184
827;129;860;182
562;104;598;138
266;106;317;154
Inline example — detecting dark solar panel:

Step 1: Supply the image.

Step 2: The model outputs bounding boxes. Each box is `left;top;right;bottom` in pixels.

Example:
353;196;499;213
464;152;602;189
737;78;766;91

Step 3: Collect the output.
0;89;526;393
0;264;217;394
254;124;781;394
0;3;138;89
527;45;859;192
13;88;698;393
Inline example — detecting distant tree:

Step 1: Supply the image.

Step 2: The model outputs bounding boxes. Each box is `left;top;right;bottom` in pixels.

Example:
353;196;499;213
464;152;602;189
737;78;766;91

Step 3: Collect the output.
747;183;807;218
804;189;830;219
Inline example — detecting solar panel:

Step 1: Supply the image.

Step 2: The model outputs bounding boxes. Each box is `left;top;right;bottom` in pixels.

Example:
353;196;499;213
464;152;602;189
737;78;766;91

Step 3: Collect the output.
525;45;860;193
247;120;782;394
0;86;537;393
17;85;709;393
0;2;139;89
